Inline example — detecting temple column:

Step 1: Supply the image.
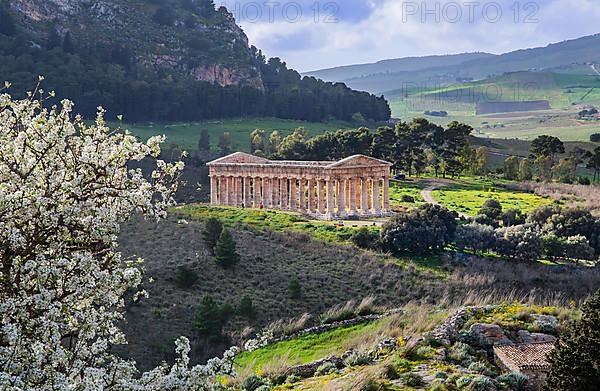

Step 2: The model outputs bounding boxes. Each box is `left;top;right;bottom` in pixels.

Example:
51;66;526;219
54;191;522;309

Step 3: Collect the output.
317;179;325;214
210;176;218;205
219;176;227;206
326;178;335;218
372;177;381;213
337;178;346;217
263;177;271;208
243;176;251;208
298;178;306;212
236;177;243;207
361;178;369;213
308;178;315;213
253;177;262;208
349;178;357;214
280;177;288;209
382;176;390;212
289;178;297;210
227;177;233;206
272;177;279;208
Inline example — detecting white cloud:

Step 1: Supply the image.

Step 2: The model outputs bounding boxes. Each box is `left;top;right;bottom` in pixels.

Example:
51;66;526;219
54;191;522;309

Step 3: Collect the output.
230;0;600;72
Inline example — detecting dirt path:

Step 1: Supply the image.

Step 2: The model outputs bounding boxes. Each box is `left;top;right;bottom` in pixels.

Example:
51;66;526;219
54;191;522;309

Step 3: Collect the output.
420;183;470;219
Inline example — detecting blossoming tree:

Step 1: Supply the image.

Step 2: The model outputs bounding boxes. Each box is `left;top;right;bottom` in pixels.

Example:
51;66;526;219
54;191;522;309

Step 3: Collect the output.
0;87;237;389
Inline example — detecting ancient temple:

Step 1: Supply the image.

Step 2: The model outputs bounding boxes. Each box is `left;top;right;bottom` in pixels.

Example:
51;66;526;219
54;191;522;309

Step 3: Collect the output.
207;152;392;220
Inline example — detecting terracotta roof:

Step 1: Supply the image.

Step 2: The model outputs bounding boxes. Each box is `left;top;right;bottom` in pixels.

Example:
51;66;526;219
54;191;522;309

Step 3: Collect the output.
494;342;555;371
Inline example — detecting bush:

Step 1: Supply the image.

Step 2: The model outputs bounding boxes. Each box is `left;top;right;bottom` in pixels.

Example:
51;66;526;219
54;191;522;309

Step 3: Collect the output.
400;194;415;203
400;372;424;387
351;227;379;249
343;351;371;367
320;300;357;324
494;225;544;261
174;265;198;288
193;295;230;340
381;204;458;254
314;361;338;376
467;361;494;376
454;222;496;254
288;277;302;299
448;342;472;364
497;372;529;391
479;199;502;220
242;375;266;391
153;5;176;25
501;209;525;227
285;374;302;384
356;295;379;316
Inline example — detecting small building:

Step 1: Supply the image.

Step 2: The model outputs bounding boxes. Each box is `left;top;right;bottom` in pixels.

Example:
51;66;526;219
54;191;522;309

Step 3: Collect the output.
494;342;555;390
207;152;393;220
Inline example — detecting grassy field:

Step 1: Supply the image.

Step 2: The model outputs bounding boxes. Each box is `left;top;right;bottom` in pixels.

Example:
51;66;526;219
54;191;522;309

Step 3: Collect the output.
431;178;553;216
174;205;376;243
389;180;426;209
119;118;354;152
234;321;380;375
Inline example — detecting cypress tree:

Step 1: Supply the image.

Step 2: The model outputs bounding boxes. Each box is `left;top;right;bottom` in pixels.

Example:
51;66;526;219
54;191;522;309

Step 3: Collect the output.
202;217;222;251
214;229;239;268
544;289;600;390
193;295;223;339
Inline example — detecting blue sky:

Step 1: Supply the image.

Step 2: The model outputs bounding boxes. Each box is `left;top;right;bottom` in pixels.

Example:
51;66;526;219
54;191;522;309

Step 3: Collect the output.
217;0;599;72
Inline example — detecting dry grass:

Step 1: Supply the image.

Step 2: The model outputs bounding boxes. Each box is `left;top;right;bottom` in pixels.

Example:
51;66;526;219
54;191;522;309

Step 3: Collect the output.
118;214;600;370
508;181;600;215
266;313;313;338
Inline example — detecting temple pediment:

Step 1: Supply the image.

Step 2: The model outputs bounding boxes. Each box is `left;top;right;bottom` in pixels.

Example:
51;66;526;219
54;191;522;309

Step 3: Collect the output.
207;152;270;165
327;155;392;169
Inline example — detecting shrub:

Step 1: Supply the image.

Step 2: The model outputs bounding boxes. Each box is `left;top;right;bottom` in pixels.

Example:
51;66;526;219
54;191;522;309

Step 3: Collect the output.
400;372;424;387
288;277;302;299
479;199;503;220
501;209;525;227
343;351;371;367
381;204;458;254
242;375;266;391
467;361;494;376
497;372;529;391
400;194;415;203
467;376;495;391
174;265;198;288
416;345;437;359
265;313;312;337
214;229;240;268
454;222;496;254
448;342;472;364
285;374;302;384
153;5;176;25
351;227;380;249
238;295;257;320
494;225;544;261
314;361;338;376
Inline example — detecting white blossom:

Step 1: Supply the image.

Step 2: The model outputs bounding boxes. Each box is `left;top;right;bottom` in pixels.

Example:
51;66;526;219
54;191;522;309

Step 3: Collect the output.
0;92;236;389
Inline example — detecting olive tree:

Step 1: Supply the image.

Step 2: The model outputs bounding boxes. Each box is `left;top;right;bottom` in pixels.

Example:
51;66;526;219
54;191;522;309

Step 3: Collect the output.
0;89;237;389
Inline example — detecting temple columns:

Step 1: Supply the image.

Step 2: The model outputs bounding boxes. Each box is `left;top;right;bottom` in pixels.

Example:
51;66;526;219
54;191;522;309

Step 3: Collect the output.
299;179;306;212
317;179;325;214
372;177;380;213
382;176;390;212
280;178;288;209
361;178;369;214
289;178;297;210
349;178;357;213
337;178;346;216
326;179;335;217
210;176;218;205
243;177;251;208
308;178;316;212
254;177;262;208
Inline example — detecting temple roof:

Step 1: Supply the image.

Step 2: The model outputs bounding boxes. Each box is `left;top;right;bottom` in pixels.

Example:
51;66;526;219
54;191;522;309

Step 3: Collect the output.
207;153;391;169
494;342;555;371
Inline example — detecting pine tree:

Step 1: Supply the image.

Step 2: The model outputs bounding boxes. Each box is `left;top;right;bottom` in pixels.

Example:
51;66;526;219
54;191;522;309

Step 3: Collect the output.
202;217;222;251
544;289;600;390
238;295;256;320
214;229;239;268
289;277;302;299
193;295;223;339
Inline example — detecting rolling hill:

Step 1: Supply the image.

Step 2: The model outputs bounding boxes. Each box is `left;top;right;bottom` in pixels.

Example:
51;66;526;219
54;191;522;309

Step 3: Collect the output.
305;34;600;95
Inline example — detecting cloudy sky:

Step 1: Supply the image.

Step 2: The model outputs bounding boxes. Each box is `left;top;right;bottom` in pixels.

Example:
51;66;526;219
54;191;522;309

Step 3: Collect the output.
217;0;599;72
